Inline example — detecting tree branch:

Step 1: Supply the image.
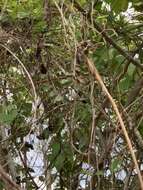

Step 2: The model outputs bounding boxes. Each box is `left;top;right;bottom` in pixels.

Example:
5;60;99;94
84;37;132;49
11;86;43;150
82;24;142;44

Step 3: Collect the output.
71;0;143;70
0;164;23;190
85;56;143;190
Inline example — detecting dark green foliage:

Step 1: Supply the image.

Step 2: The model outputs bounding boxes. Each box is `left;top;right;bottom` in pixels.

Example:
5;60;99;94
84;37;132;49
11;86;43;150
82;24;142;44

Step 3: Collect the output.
0;0;143;189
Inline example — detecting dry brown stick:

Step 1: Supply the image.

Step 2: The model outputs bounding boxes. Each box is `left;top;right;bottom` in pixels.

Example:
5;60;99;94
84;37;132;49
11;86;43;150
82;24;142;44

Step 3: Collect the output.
0;164;23;190
85;57;143;190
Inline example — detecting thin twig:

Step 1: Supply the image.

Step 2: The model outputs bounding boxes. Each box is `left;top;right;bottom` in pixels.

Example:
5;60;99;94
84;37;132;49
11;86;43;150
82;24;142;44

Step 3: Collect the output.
18;151;39;189
0;43;38;121
0;43;37;102
0;164;23;190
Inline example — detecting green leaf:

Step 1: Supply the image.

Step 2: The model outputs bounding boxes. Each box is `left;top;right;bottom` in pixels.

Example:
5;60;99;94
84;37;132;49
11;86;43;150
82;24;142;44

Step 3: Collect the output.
33;20;47;33
17;11;30;19
107;0;129;13
55;154;65;171
54;94;63;102
42;128;49;139
0;180;4;190
138;123;143;137
111;158;122;172
75;103;91;125
119;76;132;91
127;64;136;76
52;142;61;156
0;104;17;125
60;79;71;85
96;170;104;176
78;0;87;6
63;143;73;162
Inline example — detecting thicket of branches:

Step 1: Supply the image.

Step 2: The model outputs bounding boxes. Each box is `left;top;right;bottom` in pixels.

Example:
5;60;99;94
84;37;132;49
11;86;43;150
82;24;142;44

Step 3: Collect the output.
0;0;143;189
